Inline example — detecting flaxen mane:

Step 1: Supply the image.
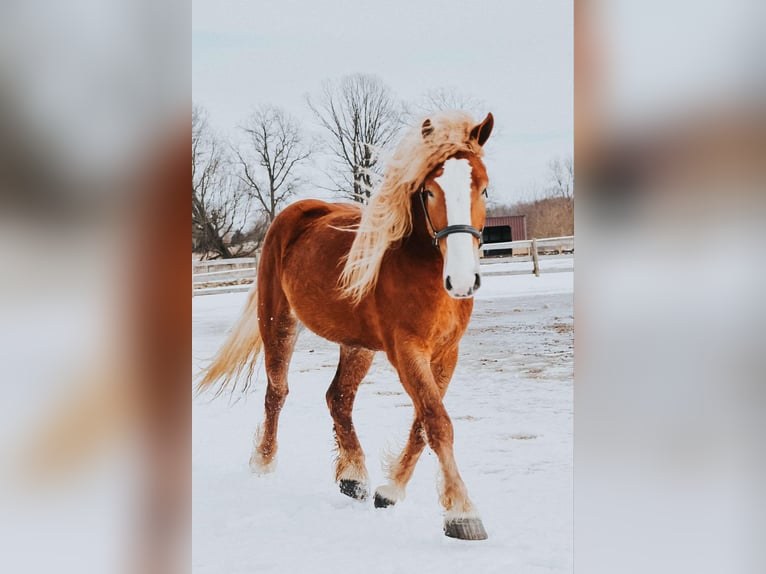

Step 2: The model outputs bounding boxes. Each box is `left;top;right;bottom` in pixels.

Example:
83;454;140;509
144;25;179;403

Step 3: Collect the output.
339;110;484;303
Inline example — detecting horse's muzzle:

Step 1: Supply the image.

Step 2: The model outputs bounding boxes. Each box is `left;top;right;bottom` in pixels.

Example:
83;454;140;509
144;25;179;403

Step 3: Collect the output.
445;272;481;299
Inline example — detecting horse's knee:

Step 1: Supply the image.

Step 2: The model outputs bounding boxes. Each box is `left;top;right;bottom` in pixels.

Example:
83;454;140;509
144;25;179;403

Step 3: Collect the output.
325;383;352;418
265;384;288;412
422;411;454;447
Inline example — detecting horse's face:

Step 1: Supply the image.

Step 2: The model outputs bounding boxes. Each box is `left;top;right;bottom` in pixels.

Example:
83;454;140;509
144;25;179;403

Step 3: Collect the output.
422;113;493;299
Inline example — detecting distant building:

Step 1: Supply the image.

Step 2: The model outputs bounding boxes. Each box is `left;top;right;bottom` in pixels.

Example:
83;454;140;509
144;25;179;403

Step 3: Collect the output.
482;215;527;257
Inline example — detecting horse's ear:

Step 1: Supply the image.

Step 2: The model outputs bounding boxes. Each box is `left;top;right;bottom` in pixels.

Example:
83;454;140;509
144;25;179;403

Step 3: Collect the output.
421;118;434;139
469;113;494;146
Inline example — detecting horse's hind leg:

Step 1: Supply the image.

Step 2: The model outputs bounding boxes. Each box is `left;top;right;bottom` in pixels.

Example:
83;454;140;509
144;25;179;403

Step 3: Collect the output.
249;292;298;474
326;345;375;500
374;346;458;509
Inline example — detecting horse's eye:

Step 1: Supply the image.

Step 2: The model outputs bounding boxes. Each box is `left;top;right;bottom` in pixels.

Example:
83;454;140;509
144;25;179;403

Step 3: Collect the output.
427;190;434;198
482;188;488;197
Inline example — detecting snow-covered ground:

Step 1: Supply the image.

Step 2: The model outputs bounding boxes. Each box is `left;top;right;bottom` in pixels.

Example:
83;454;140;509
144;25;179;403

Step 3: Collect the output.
193;270;573;573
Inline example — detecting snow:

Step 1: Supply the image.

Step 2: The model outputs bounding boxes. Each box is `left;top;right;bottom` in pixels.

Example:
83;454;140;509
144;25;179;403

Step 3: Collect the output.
193;270;573;573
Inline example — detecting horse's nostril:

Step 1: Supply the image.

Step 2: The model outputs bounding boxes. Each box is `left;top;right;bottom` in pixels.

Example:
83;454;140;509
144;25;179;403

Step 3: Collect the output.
474;273;481;290
445;276;453;291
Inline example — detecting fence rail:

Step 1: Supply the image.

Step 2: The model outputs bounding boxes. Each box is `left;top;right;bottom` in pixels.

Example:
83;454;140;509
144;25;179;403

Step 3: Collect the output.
192;235;574;296
193;257;256;273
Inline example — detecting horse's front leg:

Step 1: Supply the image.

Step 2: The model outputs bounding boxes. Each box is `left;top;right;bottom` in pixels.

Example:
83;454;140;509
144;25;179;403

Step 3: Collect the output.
374;346;458;509
389;346;487;540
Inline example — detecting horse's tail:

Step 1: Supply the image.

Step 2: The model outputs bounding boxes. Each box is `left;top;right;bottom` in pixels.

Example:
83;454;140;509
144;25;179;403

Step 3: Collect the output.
195;284;262;397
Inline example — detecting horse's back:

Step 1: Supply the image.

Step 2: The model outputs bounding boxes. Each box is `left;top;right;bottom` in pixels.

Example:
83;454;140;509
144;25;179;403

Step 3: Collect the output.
262;198;362;276
260;199;360;271
270;199;360;237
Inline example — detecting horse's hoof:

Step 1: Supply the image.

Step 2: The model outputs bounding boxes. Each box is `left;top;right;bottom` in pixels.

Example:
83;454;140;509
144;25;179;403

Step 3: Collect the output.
249;452;276;475
444;517;488;540
373;491;396;509
339;479;368;501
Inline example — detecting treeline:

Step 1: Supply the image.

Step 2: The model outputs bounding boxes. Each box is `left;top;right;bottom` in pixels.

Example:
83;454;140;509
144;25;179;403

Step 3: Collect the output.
487;157;574;239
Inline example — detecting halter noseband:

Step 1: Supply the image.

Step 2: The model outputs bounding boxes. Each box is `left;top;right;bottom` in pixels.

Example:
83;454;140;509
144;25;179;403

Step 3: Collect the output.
418;187;484;249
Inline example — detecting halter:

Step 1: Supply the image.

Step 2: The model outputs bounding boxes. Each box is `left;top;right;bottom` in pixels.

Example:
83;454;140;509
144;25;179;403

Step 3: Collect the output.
418;187;484;249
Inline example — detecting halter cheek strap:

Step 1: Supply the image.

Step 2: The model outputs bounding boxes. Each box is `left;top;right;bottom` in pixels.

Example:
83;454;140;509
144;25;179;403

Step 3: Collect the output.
419;188;484;249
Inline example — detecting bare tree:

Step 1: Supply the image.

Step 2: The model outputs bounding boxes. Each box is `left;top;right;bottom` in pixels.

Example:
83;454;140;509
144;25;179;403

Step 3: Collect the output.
546;156;574;200
235;105;312;222
307;74;402;203
192;105;253;259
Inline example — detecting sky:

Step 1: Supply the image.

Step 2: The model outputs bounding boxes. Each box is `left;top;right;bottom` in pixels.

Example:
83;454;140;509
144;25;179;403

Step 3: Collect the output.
192;0;573;205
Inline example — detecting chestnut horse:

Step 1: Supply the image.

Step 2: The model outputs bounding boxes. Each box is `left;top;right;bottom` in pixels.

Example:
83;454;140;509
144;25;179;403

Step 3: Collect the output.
197;110;494;540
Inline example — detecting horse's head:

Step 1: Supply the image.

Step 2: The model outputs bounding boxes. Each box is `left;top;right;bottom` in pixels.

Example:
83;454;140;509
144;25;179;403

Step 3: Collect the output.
421;112;493;299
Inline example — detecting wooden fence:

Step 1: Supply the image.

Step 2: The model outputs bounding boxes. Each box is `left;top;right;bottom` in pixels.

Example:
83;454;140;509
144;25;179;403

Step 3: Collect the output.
192;236;573;296
481;236;574;277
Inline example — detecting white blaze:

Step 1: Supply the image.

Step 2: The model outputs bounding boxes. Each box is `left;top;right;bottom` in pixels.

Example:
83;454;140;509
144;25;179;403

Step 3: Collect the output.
435;158;480;298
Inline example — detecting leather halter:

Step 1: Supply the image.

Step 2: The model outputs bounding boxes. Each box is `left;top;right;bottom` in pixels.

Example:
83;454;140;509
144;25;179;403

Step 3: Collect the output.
418;187;484;249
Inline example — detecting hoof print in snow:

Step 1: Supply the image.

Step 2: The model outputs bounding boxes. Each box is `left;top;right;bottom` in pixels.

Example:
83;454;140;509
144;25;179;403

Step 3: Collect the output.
373;491;396;509
339;479;368;501
443;517;488;541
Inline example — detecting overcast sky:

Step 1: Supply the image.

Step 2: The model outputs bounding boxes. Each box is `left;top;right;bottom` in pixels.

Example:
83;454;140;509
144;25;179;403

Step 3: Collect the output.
193;0;572;205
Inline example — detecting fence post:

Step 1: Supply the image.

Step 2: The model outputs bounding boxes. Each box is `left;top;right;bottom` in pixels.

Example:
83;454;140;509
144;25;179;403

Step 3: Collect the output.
531;238;540;277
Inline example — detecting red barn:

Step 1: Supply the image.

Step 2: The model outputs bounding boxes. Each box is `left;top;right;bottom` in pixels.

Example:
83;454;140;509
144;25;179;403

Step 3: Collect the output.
482;215;527;256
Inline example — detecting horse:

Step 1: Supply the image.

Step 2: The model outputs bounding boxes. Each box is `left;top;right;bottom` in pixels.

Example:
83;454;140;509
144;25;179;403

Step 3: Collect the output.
196;110;494;540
